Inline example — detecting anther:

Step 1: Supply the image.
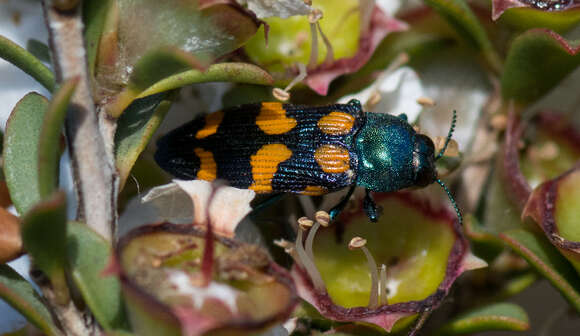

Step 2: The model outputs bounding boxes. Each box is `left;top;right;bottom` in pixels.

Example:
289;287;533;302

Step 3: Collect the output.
364;90;382;110
490;114;507;131
274;239;300;265
417;96;436;107
434;137;459;157
308;9;323;23
314;210;331;227
348;237;367;249
298;217;314;230
273;88;290;102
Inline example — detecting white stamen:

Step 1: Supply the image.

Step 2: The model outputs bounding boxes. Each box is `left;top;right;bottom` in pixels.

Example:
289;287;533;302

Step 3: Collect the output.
295;222;325;291
379;264;388;305
308;21;319;68
305;221;320;261
283;63;308;92
349;237;379;308
316;22;334;64
304;212;330;265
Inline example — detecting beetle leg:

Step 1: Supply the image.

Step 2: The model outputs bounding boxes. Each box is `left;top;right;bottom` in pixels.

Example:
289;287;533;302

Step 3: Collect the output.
363;189;380;222
347;99;362;109
250;193;285;218
329;186;356;220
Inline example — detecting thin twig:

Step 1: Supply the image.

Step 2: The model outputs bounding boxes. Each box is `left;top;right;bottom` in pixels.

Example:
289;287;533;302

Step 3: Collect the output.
32;269;100;336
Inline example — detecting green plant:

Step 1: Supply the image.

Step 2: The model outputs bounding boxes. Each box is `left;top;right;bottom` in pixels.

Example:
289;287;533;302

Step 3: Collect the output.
1;0;579;335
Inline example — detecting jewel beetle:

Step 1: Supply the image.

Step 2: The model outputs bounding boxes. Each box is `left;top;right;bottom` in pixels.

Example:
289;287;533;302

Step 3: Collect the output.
154;99;461;222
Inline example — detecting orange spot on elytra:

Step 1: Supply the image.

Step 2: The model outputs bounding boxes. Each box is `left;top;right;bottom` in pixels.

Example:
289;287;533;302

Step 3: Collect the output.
302;185;327;195
256;102;297;135
194;148;217;181
318;111;355;135
196;110;224;139
249;144;292;193
314;144;350;173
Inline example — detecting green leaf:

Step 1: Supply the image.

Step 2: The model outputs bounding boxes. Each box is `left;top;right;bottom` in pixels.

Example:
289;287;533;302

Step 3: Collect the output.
496;272;538;299
4;93;48;215
501;29;580;104
129;48;208;93
221;84;274;108
482;168;525;236
67;221;129;331
115;93;171;190
97;0;260;110
83;0;114;77
107;47;206;117
137;63;274;99
0;264;62;336
497;7;580;34
38;78;78;198
107;61;273;117
115;0;259;67
26;39;51;64
423;0;502;73
0;35;55;92
21;191;69;304
500;229;580;312
436;302;529;335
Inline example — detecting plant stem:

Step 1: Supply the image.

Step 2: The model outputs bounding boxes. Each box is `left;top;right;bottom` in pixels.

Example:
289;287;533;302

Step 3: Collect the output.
31;268;100;336
42;1;117;241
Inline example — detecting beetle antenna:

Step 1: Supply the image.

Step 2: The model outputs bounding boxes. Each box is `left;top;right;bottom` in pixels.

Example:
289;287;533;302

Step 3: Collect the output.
435;110;457;161
436;178;462;225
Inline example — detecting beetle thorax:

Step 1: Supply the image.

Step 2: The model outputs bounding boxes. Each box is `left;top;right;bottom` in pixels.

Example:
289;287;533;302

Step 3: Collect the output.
354;113;418;192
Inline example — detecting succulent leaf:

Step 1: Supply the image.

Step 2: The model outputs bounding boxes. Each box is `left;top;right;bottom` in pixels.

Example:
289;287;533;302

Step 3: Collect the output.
0;35;55;92
436;302;530;335
501;29;580;104
492;0;580;32
500;228;580;313
0;264;62;336
4;93;48;215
